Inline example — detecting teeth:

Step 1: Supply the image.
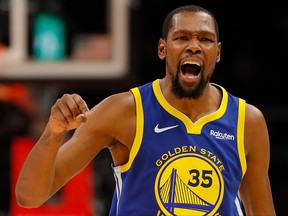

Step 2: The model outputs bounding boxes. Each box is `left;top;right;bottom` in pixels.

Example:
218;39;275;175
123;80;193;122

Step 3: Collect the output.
183;61;200;66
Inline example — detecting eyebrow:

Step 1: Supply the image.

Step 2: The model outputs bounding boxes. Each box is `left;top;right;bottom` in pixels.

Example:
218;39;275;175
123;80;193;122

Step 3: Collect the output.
172;29;216;37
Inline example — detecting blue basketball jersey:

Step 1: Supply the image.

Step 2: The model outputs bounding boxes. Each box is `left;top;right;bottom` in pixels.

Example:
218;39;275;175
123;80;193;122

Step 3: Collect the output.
109;79;246;216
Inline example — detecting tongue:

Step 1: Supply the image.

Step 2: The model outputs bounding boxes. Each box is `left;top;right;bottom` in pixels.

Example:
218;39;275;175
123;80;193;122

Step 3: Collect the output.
181;64;198;75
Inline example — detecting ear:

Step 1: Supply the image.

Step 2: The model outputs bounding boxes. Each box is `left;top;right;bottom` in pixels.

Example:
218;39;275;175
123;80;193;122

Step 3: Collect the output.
158;38;166;60
216;42;221;63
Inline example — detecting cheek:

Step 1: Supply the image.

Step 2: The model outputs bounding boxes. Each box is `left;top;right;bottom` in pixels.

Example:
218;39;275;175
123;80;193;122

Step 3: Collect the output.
166;48;181;64
204;61;217;79
166;53;179;73
203;49;218;68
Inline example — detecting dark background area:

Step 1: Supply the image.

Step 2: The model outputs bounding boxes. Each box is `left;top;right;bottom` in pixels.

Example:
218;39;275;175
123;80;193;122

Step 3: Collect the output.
0;0;286;215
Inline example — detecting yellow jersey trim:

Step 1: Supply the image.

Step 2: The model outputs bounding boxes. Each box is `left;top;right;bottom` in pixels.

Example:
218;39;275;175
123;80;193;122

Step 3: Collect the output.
237;98;247;177
152;79;228;134
121;88;144;172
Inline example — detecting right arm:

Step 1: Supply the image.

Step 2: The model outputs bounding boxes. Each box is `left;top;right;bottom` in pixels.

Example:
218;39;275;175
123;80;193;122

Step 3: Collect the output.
15;91;135;208
15;93;91;207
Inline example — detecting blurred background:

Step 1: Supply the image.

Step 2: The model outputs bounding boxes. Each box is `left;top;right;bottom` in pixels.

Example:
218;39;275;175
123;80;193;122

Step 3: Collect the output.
0;0;286;215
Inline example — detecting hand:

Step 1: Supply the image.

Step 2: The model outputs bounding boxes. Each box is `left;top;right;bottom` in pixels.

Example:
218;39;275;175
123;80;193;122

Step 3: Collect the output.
49;93;90;134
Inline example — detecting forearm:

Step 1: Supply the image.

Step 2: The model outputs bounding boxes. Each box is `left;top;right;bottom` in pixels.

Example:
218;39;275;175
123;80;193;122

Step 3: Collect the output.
15;124;67;208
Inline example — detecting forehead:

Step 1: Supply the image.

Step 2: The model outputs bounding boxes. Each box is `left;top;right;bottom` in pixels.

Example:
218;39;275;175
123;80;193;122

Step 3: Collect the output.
171;11;216;34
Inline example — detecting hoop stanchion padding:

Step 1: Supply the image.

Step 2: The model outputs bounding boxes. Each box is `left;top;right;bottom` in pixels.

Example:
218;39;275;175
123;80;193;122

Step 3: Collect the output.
10;136;95;216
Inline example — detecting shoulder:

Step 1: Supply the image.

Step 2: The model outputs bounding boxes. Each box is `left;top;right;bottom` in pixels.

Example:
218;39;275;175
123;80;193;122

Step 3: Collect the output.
87;90;136;145
245;103;266;127
244;103;269;155
99;91;135;109
90;90;135;123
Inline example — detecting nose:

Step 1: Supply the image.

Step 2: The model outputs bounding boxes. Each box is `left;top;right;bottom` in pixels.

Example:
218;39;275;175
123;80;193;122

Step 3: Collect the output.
186;39;201;54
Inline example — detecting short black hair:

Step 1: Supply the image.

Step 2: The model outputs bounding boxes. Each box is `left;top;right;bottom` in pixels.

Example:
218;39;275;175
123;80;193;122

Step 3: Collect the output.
162;5;219;41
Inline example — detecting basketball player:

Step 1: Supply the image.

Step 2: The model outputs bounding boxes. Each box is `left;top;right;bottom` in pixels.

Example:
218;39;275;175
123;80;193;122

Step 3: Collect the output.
15;5;276;215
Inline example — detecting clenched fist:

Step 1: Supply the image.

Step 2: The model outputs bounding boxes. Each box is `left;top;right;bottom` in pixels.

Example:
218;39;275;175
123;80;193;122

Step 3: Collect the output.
49;93;90;134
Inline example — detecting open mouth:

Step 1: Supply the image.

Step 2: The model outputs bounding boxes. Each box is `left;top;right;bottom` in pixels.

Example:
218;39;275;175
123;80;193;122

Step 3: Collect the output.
180;62;201;78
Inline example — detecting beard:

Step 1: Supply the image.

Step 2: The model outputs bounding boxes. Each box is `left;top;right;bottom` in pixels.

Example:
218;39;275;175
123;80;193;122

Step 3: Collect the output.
171;67;208;99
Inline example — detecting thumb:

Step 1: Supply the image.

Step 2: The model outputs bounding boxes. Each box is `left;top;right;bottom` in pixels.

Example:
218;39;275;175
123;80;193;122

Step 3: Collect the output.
76;112;89;123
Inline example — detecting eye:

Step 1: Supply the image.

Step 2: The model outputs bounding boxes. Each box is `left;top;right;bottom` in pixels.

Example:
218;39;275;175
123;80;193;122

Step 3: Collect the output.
199;34;216;43
201;37;214;42
175;36;188;41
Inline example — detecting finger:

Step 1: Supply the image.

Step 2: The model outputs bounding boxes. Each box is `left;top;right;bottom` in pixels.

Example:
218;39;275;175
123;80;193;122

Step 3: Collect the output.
71;93;90;116
56;96;76;124
51;104;69;126
61;94;84;120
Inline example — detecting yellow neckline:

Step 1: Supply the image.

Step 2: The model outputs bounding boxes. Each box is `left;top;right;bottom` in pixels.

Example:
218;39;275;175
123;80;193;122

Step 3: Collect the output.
152;79;228;134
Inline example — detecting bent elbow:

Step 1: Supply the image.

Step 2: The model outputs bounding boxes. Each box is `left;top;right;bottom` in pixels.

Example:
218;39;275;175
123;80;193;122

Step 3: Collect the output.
15;190;45;208
16;196;43;209
16;198;44;209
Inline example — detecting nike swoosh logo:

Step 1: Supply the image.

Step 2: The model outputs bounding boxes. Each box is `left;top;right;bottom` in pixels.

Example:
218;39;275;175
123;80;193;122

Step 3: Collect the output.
154;124;179;133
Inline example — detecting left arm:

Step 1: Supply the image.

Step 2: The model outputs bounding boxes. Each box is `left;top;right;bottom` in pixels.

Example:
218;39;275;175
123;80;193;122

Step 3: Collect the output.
240;103;276;215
